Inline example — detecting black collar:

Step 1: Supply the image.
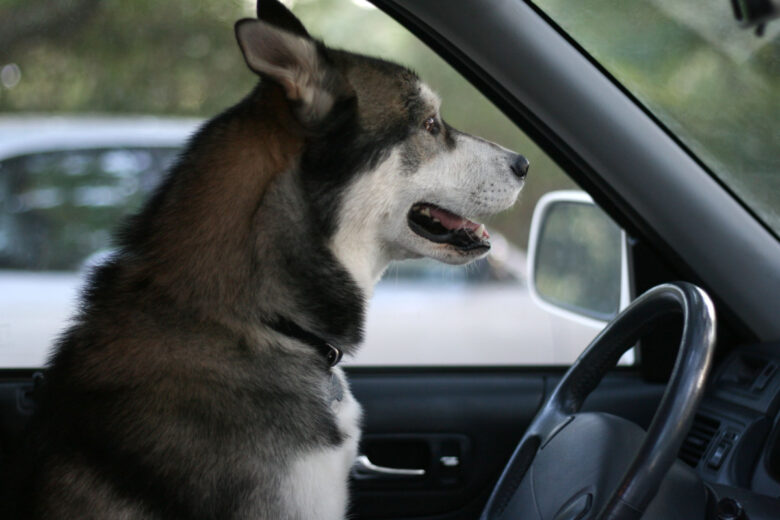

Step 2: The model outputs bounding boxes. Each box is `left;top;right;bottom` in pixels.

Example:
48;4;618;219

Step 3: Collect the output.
266;317;343;368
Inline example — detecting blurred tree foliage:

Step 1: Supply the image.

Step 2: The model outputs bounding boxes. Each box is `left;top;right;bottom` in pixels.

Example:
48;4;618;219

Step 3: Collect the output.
0;0;256;114
0;0;574;250
537;0;780;235
3;0;775;248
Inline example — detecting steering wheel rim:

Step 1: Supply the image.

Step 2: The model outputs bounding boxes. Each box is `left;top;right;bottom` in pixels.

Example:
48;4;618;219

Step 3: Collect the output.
480;282;717;520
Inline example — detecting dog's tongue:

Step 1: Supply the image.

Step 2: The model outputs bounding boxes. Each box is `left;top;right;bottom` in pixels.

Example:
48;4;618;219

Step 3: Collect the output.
429;206;489;238
429;206;465;230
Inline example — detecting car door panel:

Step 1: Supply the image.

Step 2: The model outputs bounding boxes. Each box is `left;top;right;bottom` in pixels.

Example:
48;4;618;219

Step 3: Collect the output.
0;368;662;520
347;368;664;520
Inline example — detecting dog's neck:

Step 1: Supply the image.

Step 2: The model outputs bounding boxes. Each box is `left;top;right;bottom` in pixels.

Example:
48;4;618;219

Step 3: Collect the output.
329;231;390;298
115;87;367;354
328;149;407;297
244;166;368;354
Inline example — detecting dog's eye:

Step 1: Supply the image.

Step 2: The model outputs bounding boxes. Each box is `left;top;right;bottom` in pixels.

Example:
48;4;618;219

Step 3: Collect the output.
423;116;440;135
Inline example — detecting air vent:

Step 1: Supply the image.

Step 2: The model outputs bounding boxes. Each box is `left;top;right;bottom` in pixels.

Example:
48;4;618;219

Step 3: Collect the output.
679;414;721;467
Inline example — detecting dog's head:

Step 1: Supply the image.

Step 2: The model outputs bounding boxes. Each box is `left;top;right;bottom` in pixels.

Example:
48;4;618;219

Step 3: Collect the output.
236;0;528;291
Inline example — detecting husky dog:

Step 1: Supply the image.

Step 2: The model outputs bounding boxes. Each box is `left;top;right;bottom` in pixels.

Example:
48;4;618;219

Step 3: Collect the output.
3;1;527;518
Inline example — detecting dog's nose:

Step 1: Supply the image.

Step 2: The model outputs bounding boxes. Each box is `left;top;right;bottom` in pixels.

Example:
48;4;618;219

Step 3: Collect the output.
510;155;530;180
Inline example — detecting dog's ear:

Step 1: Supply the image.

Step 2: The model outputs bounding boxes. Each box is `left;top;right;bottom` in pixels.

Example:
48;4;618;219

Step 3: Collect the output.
236;19;346;125
257;0;309;38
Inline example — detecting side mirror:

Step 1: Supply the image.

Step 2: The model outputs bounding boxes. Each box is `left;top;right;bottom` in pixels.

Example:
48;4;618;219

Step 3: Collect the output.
528;190;632;326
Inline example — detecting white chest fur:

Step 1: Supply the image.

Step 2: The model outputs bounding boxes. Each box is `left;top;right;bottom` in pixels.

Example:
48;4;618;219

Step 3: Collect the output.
280;368;362;520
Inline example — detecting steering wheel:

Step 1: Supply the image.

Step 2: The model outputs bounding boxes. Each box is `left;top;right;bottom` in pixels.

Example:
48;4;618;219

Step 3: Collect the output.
480;282;717;520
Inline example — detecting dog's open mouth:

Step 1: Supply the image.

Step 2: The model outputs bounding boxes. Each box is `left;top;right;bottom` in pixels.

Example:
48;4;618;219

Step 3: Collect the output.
407;202;490;251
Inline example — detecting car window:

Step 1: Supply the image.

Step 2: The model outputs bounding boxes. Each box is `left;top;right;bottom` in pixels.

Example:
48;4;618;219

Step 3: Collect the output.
0;147;178;367
0;148;177;270
532;0;780;238
0;0;625;367
290;2;621;366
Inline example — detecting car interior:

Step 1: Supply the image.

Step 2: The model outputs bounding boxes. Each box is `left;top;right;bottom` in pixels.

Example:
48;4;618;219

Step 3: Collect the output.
1;1;779;519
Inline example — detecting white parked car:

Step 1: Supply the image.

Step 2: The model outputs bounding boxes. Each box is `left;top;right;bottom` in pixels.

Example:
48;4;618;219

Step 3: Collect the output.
0;116;602;367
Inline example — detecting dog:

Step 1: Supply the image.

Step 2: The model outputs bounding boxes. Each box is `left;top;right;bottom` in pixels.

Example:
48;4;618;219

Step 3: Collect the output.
2;1;527;518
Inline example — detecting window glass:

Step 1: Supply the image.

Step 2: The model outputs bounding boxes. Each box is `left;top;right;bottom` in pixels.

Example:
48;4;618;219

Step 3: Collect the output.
0;148;176;271
290;1;607;366
533;0;780;237
0;0;623;367
0;147;178;367
534;202;622;320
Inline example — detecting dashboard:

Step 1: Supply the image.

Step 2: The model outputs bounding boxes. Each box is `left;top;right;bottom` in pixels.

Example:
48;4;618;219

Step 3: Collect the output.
682;342;780;518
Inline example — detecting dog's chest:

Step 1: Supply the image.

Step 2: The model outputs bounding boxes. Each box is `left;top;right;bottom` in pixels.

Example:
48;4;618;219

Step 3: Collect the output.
280;367;362;520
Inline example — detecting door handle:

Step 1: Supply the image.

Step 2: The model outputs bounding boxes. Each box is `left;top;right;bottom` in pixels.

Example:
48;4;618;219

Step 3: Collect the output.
353;455;426;478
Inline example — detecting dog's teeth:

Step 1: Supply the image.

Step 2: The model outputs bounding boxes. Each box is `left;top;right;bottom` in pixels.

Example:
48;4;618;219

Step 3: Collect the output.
476;224;485;236
420;207;431;217
431;217;440;223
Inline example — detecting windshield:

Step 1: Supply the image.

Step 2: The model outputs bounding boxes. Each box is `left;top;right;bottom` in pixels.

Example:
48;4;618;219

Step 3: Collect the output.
533;0;780;237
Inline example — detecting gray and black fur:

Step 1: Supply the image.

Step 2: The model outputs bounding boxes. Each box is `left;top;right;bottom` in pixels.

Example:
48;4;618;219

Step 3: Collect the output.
1;1;527;518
